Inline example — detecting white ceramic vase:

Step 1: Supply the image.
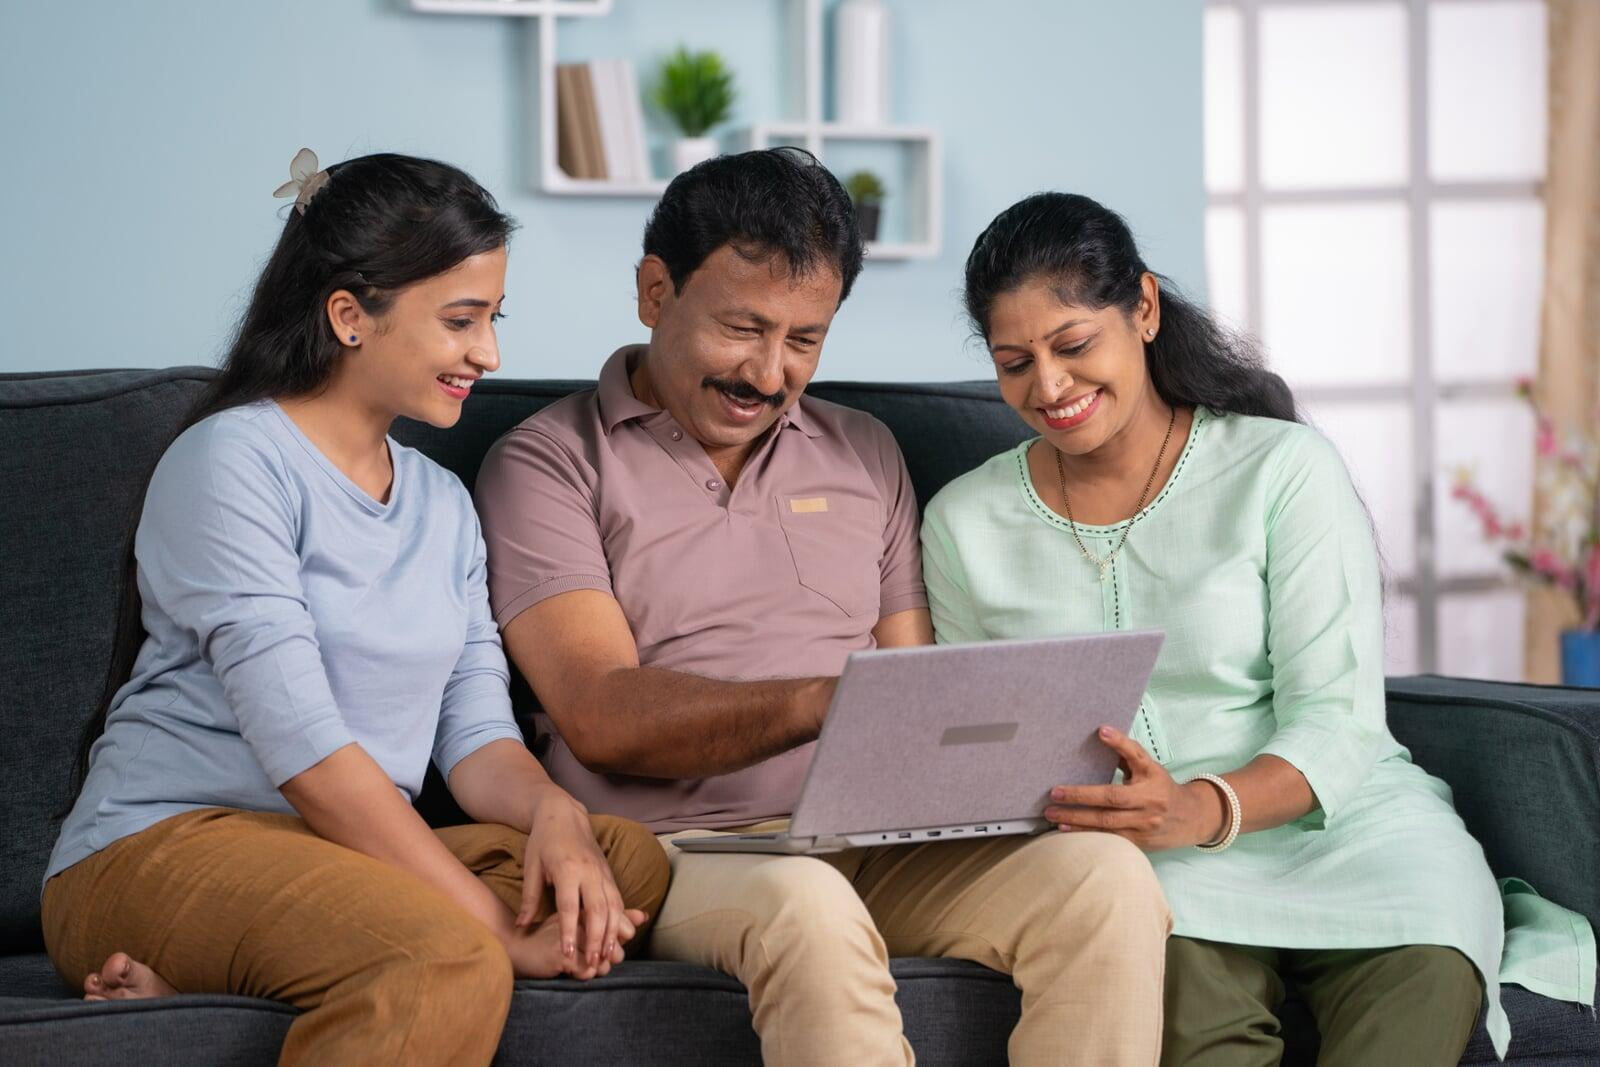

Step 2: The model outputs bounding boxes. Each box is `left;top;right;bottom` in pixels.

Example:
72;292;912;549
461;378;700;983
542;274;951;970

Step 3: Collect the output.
672;136;719;175
834;0;889;126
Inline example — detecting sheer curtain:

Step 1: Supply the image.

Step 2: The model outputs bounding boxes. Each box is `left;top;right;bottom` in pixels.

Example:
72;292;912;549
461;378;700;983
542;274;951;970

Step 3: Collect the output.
1526;0;1600;682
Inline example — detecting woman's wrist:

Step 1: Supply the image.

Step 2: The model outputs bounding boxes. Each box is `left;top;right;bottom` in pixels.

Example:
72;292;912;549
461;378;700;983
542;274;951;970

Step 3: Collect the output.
523;780;583;828
1184;778;1229;847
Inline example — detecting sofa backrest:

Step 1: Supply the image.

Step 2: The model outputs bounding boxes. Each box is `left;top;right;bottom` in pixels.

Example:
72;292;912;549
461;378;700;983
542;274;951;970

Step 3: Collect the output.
0;367;1031;951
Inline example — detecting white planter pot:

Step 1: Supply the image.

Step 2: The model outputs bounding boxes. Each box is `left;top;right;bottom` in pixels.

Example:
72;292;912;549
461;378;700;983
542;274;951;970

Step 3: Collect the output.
671;137;719;175
834;0;889;125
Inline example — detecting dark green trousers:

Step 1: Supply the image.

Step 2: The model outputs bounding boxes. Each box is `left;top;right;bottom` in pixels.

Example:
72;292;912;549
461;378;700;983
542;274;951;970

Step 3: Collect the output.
1161;937;1482;1067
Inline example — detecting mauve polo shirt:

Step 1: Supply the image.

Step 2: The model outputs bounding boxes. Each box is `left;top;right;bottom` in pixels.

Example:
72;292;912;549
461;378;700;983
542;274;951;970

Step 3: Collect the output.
475;346;927;832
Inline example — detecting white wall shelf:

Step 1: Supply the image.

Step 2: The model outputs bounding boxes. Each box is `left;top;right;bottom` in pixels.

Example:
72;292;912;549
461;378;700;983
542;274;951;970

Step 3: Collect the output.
408;0;942;259
409;0;611;16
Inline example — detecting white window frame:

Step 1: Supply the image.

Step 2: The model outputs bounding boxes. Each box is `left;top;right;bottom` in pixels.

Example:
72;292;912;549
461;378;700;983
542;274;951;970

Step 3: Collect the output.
1205;0;1544;674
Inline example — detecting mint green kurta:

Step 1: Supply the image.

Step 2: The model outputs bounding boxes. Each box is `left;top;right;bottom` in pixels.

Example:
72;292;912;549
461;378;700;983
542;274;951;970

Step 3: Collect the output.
920;408;1595;1058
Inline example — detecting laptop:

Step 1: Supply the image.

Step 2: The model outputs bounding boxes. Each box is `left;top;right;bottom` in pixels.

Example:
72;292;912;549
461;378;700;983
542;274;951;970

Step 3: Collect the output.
675;629;1164;855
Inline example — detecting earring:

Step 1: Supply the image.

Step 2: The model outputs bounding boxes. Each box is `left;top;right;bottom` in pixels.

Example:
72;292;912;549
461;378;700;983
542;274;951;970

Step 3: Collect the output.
1146;329;1156;338
348;335;358;343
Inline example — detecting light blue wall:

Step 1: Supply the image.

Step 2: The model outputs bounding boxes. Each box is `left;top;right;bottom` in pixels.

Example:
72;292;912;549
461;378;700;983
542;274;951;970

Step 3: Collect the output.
0;0;1203;382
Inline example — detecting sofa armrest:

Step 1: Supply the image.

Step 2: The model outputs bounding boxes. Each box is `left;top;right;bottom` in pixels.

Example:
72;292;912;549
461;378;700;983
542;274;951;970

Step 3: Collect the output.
1385;675;1600;934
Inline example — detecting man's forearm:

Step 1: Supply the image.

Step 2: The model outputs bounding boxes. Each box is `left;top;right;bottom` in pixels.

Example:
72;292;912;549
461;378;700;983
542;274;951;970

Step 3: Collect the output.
560;669;834;779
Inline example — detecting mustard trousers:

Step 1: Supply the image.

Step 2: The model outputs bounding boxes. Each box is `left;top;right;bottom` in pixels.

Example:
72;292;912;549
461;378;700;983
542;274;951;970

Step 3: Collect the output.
42;807;671;1066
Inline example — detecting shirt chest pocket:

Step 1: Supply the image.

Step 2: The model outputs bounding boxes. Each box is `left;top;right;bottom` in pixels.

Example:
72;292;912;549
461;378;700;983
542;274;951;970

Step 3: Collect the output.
774;493;882;617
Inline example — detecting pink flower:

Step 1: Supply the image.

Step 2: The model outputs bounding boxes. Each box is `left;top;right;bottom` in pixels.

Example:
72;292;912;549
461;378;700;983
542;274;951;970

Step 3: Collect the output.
1506;522;1527;542
1536;417;1558;458
1532;548;1574;587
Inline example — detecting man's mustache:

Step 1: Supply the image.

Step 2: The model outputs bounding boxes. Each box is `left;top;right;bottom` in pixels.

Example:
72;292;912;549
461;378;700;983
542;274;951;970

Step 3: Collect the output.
705;377;785;408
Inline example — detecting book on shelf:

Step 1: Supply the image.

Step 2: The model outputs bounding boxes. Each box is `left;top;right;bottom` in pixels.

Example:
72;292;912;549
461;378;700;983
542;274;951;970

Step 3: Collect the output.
555;59;650;184
555;62;606;179
590;59;632;182
612;59;651;183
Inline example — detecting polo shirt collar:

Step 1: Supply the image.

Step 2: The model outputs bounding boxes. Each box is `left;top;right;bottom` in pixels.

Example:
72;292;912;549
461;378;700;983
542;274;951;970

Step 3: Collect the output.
778;398;824;438
596;343;825;439
597;346;657;434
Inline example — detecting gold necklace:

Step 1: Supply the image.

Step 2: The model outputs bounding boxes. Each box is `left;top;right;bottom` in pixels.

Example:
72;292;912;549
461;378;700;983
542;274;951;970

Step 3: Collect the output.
1054;406;1177;582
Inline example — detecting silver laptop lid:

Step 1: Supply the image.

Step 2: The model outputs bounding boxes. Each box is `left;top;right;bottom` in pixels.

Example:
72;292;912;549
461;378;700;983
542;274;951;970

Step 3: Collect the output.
789;630;1164;839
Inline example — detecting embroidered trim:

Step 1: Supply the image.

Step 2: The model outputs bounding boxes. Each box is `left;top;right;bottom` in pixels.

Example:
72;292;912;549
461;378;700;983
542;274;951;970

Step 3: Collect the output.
1015;407;1209;537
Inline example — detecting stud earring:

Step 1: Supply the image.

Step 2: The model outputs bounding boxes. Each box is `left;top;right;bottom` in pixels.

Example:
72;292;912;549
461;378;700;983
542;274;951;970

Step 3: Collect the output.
1146;329;1156;338
349;335;358;343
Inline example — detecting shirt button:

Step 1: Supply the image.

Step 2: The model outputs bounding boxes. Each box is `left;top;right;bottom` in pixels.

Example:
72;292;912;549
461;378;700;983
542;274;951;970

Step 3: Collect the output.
669;430;683;441
706;479;722;491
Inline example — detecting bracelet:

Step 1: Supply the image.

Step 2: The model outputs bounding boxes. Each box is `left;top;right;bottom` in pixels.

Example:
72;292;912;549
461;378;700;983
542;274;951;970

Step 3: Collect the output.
1189;773;1241;853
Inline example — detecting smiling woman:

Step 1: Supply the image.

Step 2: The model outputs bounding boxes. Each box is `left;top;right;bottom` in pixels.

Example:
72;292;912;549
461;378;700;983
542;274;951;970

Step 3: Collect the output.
41;150;671;1067
921;190;1595;1063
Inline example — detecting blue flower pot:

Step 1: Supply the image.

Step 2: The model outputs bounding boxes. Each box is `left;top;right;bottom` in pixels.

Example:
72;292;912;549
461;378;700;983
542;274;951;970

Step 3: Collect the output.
1560;630;1600;687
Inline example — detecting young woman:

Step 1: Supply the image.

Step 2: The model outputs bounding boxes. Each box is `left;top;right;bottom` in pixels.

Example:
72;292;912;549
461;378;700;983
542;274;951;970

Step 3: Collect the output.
920;192;1593;1064
43;150;670;1065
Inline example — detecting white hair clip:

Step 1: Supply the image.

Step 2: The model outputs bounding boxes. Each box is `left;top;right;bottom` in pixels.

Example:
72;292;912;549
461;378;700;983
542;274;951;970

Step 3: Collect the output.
272;147;331;216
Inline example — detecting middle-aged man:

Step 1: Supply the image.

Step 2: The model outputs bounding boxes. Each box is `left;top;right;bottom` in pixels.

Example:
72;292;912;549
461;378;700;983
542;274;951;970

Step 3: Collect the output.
474;149;1170;1066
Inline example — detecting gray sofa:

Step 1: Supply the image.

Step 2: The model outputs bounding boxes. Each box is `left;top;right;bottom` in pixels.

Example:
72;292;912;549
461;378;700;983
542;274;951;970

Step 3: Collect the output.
1;367;1596;1065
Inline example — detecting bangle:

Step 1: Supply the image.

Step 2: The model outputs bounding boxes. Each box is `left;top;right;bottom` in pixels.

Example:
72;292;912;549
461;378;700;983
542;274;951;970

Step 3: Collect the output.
1189;773;1241;853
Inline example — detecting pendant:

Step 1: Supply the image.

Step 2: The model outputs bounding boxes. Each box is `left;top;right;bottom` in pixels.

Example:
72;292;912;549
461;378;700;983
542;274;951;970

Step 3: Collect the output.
1097;559;1113;582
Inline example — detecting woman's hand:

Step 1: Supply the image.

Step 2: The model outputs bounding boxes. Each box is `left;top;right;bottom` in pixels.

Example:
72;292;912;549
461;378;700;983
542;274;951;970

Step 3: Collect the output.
519;784;636;972
1044;725;1227;852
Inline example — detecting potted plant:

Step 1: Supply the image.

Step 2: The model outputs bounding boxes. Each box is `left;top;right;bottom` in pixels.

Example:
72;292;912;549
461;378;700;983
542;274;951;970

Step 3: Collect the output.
654;47;735;175
1450;377;1600;684
844;170;886;243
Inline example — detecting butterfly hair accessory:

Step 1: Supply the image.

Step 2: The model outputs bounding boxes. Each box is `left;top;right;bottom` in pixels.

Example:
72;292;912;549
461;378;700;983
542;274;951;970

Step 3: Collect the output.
272;147;332;216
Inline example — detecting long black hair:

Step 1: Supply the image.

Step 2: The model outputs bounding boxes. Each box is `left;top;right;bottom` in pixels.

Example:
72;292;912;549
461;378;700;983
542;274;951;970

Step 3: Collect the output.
963;192;1297;422
72;152;516;792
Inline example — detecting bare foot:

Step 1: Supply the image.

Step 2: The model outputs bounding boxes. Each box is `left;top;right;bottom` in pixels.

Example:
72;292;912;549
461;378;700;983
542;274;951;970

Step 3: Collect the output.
505;909;647;981
83;952;176;1001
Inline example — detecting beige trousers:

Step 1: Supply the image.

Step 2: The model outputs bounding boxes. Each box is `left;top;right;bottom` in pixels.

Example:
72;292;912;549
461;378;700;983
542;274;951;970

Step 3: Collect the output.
42;807;672;1067
652;824;1172;1066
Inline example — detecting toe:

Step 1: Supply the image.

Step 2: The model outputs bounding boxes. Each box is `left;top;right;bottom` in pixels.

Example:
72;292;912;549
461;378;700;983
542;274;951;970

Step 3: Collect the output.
110;953;134;984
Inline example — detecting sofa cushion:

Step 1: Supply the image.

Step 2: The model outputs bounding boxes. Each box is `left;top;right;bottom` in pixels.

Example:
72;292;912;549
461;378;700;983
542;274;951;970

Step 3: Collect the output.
0;955;1017;1066
1386;675;1600;935
2;949;1595;1065
0;369;212;951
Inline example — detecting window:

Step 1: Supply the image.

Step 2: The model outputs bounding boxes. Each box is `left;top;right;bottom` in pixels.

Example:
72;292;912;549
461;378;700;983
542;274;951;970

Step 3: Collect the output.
1204;0;1546;680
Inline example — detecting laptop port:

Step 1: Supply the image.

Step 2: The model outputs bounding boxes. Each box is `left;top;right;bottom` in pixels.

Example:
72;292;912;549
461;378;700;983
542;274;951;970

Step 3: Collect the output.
898;832;913;839
927;830;942;837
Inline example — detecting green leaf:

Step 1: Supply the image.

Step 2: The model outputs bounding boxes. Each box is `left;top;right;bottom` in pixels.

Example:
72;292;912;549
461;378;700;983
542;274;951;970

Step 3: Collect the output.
843;169;886;204
653;47;737;138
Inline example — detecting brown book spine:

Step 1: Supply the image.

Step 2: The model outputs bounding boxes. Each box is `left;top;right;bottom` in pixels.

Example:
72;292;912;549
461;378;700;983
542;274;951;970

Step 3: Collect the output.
555;64;583;179
572;62;607;180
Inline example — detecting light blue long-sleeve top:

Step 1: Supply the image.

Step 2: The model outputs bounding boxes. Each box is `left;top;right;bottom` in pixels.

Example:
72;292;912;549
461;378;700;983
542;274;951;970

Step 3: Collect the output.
46;400;524;883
